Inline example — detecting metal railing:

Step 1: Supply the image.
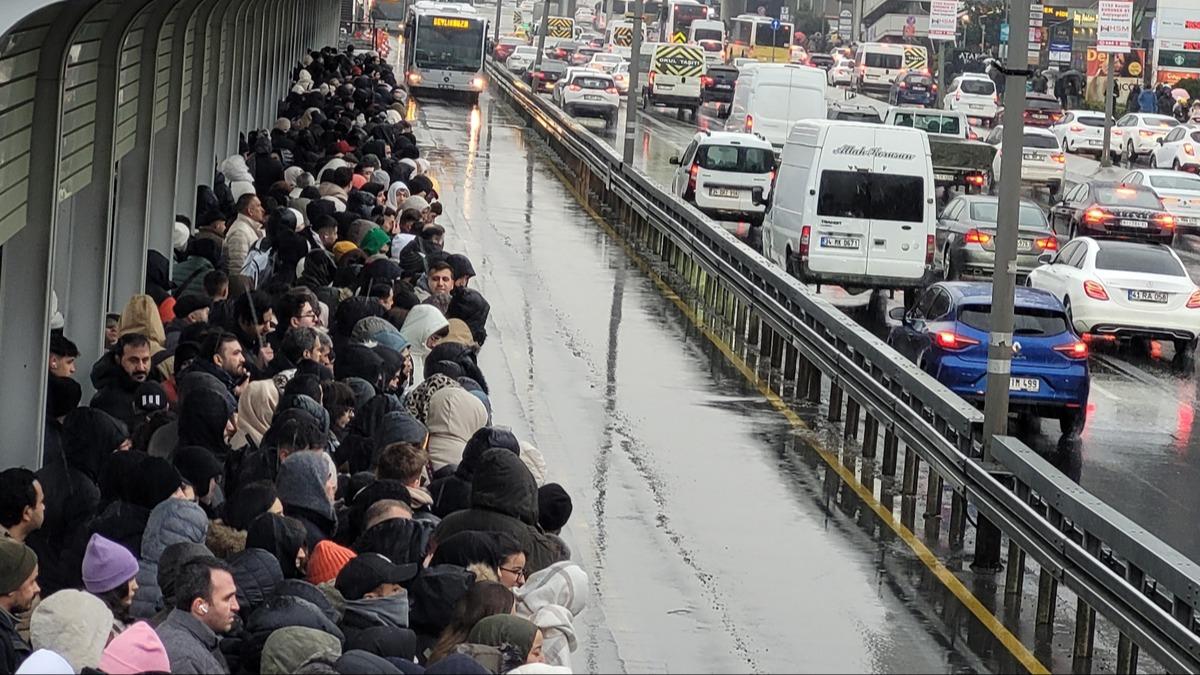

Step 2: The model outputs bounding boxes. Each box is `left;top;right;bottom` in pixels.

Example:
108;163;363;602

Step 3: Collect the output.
483;58;1200;673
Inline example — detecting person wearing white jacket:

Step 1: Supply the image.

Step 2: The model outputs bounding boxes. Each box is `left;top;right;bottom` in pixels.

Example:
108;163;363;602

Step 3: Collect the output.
516;561;589;670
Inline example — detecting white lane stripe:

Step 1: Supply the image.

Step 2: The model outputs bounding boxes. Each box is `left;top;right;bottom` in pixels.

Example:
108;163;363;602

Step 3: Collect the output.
1090;381;1121;401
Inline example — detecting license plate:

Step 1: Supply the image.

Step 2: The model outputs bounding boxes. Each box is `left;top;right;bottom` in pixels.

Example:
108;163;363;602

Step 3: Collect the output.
820;236;861;249
1022;152;1040;161
911;85;927;91
584;94;602;100
935;172;955;182
1086;139;1100;145
437;83;456;89
715;83;732;89
1129;289;1168;303
1120;219;1148;228
1017;239;1033;251
1010;377;1041;392
709;187;741;198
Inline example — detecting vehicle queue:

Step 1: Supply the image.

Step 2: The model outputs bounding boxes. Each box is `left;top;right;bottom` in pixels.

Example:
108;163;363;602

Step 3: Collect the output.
484;1;1200;445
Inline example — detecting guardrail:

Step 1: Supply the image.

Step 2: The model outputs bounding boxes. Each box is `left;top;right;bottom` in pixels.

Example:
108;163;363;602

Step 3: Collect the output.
483;58;1200;672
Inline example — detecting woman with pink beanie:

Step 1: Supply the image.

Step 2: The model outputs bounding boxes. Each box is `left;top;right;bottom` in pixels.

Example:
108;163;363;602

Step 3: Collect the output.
99;622;171;674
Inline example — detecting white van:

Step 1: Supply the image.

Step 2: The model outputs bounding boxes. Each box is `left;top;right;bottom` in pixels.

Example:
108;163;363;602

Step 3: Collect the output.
724;63;827;150
853;42;921;93
761;120;937;294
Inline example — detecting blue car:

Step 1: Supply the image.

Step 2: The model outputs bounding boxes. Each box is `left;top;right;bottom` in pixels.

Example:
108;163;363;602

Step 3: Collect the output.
887;282;1090;434
887;70;937;107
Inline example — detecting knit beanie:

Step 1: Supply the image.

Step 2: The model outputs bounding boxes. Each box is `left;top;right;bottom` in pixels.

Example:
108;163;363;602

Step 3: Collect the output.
360;227;391;256
98;621;171;674
537;483;573;533
82;534;139;594
307;540;357;585
0;539;36;595
332;241;359;262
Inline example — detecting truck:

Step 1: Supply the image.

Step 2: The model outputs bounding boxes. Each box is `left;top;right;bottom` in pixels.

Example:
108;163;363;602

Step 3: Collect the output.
641;43;705;120
882;107;995;202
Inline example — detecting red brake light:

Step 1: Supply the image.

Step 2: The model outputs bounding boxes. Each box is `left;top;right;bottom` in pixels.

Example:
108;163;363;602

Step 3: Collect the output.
1140;130;1155;138
965;173;985;186
1052;152;1066;164
926;234;935;266
745;114;753;132
1188;290;1200;309
1159;213;1176;229
899;81;908;89
569;84;582;91
1083;280;1109;301
701;75;713;87
605;86;618;94
799;225;811;261
1036;236;1058;251
935;331;980;350
1070;124;1085;132
1083;207;1109;224
964;229;992;245
955;91;961;101
1053;341;1089;359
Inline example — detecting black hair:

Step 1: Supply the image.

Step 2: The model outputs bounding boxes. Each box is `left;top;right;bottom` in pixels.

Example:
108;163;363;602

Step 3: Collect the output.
115;333;151;357
173;557;232;611
332;166;354;189
49;333;79;358
200;331;240;361
428;260;452;276
275;288;317;328
273;416;326;453
314;215;338;232
203;270;229;297
232;290;273;326
224;480;279;530
491;532;525;559
0;468;38;529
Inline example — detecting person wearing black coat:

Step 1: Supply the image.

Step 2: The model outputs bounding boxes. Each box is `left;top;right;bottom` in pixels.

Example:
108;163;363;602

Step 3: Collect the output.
335;395;404;474
446;287;490;347
239;593;345;674
91;455;183;556
353;517;434;569
428;427;520;518
245;513;309;579
229;548;285;616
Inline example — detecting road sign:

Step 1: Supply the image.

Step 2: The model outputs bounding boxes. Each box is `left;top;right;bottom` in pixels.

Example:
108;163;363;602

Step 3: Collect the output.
780;5;789;21
1097;0;1133;53
838;9;851;35
1048;18;1073;63
1029;3;1044;27
770;18;780;31
928;0;957;41
999;21;1009;43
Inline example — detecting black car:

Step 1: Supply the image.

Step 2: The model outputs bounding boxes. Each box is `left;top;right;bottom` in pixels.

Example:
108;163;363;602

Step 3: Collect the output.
524;59;568;92
1049;180;1176;244
807;53;834;71
701;65;738;105
888;70;936;107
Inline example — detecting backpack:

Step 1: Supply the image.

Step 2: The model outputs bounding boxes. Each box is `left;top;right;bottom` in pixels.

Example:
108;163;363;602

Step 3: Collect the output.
240;239;276;288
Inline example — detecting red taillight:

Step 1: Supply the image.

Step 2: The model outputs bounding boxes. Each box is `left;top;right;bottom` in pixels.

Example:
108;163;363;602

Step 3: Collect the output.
648;72;656;86
1083;207;1109;225
1053;341;1089;359
534;71;546;79
1159;213;1176;229
744;114;753;132
687;163;699;192
1083;280;1109;301
935;331;980;350
964;229;992;245
1052;152;1066;164
1069;124;1085;132
701;75;713;87
925;234;935;266
955;91;961;101
965;173;985;186
899;81;908;89
1050;113;1063;122
1140;130;1156;138
1186;143;1196;156
799;225;811;261
993;94;999;104
1188;290;1200;308
568;84;582;91
605;86;618;94
1036;236;1058;251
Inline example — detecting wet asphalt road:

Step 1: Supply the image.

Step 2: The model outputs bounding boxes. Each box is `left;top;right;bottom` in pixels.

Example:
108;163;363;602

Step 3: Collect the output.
535;80;1200;564
406;93;986;672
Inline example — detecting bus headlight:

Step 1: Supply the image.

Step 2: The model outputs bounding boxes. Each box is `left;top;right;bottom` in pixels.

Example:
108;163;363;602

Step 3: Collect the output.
472;76;485;90
408;72;422;84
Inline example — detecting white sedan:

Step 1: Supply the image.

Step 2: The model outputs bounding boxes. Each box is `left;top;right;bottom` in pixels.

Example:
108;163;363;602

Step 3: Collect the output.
987;125;1066;193
1114;112;1180;165
506;46;539;74
827;57;853;86
1150;124;1200;172
1051;110;1120;160
1027;236;1200;358
1122;169;1200;234
587;53;625;73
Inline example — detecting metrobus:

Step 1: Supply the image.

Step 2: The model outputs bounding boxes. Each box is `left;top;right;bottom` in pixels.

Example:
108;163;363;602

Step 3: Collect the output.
606;0;664;21
403;2;488;102
657;0;709;43
727;14;793;63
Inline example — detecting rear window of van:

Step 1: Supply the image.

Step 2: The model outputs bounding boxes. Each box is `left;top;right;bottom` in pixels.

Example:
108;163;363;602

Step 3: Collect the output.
817;170;924;222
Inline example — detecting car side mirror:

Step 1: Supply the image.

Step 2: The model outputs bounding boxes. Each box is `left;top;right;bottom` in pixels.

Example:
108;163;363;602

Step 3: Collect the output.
751;186;770;208
1157;137;1165;145
668;155;681;165
1037;252;1054;265
887;306;907;322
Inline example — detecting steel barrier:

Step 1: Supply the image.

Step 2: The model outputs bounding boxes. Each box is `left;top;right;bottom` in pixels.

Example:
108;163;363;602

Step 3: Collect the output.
484;58;1200;673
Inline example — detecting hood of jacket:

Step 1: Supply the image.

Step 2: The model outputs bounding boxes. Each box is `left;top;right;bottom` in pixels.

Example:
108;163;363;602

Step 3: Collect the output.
245;513;308;579
221;154;254;183
261;626;343;675
470;449;539;526
516;561;589;617
371;411;427;458
335;650;403;674
406;564;475;636
425;388;488;470
233;379;281;448
342;593;410;631
59;407;128;482
277;451;337;520
247;594;345;642
89;349;141;395
30;589;114;672
399;305;448;355
118;294;167;352
141;498;209;563
230;548;285;612
336;345;385;390
353;517;433;568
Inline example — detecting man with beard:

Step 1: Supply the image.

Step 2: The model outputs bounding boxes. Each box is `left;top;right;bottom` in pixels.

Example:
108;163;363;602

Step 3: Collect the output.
90;333;154;428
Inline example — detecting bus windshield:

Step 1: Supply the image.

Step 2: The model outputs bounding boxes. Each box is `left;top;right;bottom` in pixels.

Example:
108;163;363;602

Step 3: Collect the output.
415;15;485;71
754;22;792;47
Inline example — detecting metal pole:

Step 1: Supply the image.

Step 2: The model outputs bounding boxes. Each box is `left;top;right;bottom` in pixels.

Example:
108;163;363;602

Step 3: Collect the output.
534;0;551;70
623;0;643;163
771;25;777;62
494;0;503;42
936;39;946;106
605;0;614;41
1100;62;1116;167
976;0;1033;574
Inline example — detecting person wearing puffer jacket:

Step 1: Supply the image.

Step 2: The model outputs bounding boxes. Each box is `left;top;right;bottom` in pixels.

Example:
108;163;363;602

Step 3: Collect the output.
515;562;589;670
131;499;210;619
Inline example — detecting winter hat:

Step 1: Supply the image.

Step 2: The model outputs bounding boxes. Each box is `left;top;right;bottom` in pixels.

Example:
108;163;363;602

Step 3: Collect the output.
173;445;224;499
134;380;169;414
82;533;139;594
360;227;391;256
173;221;190;252
333;240;360;261
335;552;419;600
129;456;183;509
174;293;212;319
0;539;36;595
537;483;573;533
307;539;357;585
15;650;73;675
98;621;170;674
30;589;113;672
261;626;343;675
446;253;476;280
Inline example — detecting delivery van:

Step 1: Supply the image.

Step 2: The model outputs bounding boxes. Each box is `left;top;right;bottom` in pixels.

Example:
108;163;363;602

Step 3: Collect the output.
760;120;937;296
641;43;706;119
724;63;827;151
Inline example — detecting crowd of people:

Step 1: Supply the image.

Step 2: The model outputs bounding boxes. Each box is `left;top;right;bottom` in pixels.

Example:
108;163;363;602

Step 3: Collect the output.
1;43;588;675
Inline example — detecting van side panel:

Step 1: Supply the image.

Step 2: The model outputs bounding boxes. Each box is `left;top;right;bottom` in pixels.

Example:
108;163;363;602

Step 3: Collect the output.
768;132;818;265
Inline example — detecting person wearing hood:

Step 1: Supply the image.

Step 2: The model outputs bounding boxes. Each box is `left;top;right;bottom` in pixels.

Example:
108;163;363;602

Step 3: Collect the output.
228;548;284;617
399;306;449;386
82;533;142;634
514;562;589;670
335;553;416;644
174;446;226;519
245;513;309;580
231;379;280;450
0;540;38;674
131;499;210;619
90;333;156;429
428;427;517;518
446;287;490;347
91;456;183;559
466;614;544;667
335;394;404;474
434;450;568;576
29;589;113;672
223;193;267;278
261;625;342;674
276;451;339;545
172;238;224;300
425;387;488;471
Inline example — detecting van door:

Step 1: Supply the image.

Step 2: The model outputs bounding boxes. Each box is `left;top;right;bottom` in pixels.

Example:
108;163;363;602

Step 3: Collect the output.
808;125;873;277
864;130;930;281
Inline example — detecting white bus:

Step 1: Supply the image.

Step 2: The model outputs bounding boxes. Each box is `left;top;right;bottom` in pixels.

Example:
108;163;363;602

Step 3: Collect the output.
659;0;709;44
403;2;488;102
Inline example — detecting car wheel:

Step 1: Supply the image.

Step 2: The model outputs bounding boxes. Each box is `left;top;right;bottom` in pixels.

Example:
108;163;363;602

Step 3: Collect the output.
943;249;958;280
1174;338;1197;368
1126;141;1137;167
1059;407;1086;437
1175;160;1183;172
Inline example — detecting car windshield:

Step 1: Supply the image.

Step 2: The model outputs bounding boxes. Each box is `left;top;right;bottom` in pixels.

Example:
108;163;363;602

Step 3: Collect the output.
1148;173;1200;191
573;75;612;89
968;202;1048;227
1094;185;1161;208
959;306;1069;336
1074;115;1105;127
864;52;902;69
817;171;924;222
1140;115;1179;128
1095;244;1185;276
959;78;994;95
693;28;723;41
695;144;774;173
1023;133;1058;149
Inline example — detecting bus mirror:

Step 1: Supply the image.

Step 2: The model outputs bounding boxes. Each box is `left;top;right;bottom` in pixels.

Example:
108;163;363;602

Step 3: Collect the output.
668;155;680;165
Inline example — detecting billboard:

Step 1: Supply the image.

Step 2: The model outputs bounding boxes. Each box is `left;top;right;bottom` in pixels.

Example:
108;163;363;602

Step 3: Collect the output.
1085;47;1145;104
